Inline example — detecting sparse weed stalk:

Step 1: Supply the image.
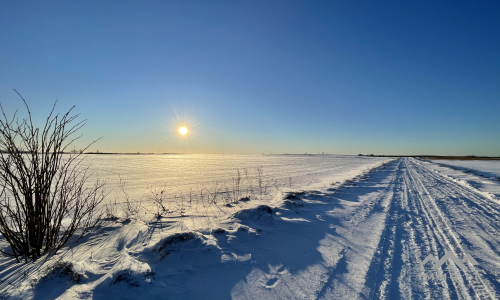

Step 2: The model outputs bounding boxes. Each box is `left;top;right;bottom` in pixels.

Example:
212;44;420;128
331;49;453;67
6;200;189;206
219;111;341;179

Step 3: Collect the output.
257;167;264;197
118;176;140;220
244;169;254;197
205;180;223;205
224;187;232;205
272;178;279;191
189;188;193;209
231;178;237;203
235;169;241;199
178;194;187;230
104;198;118;221
199;189;212;228
141;167;286;225
178;194;186;217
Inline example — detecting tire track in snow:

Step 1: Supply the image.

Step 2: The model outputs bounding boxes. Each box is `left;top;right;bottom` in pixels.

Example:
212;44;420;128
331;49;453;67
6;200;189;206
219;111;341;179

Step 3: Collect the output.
368;159;443;299
404;158;487;299
366;158;498;299
407;159;500;298
401;159;456;300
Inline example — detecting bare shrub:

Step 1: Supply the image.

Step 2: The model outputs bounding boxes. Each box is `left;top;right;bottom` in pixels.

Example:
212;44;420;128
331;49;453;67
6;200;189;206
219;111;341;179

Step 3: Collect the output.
0;91;106;262
148;186;171;219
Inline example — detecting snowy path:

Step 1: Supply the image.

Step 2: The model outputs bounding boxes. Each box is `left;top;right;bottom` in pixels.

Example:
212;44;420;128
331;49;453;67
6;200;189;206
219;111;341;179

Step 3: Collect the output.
228;158;500;299
3;157;500;299
364;158;500;299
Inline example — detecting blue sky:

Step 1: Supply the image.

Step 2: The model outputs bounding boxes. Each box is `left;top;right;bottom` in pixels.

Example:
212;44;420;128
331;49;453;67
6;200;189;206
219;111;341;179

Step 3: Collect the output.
1;1;499;155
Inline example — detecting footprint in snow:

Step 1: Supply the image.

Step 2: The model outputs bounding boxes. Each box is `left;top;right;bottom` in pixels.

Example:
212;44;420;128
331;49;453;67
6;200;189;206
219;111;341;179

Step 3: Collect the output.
265;277;279;288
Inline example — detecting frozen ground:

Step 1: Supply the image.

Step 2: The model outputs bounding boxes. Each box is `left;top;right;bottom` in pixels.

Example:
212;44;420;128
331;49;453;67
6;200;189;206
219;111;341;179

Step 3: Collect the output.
2;157;500;299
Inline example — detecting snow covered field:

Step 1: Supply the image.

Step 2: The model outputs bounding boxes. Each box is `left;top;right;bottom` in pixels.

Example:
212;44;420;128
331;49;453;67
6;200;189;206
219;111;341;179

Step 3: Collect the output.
82;154;391;200
429;159;500;179
81;154;392;225
423;159;500;199
2;157;500;299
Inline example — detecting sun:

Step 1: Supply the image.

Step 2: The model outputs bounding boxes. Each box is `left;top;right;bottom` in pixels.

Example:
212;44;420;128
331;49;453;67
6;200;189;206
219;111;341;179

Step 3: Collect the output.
179;126;188;135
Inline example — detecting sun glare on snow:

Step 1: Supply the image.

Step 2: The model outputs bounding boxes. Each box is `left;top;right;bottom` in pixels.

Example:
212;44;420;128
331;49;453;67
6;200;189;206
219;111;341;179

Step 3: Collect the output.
179;126;188;135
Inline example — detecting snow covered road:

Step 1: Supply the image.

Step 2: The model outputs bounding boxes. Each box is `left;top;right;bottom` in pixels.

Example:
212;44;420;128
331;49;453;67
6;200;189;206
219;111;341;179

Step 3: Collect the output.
362;158;500;299
228;157;500;299
4;157;500;299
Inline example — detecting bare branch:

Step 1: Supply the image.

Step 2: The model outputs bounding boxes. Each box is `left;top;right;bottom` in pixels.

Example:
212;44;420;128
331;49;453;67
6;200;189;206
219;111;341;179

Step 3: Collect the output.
0;91;106;262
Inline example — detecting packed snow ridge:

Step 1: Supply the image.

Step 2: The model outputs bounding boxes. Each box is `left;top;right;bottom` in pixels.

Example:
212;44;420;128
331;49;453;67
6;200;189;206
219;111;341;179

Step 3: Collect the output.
2;157;500;299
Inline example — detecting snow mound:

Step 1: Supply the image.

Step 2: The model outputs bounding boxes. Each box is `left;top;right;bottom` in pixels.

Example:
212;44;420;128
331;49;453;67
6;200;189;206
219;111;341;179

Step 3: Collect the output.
283;193;306;210
37;261;82;286
233;205;273;221
106;268;154;288
211;228;226;234
284;192;303;200
284;199;305;209
152;232;198;259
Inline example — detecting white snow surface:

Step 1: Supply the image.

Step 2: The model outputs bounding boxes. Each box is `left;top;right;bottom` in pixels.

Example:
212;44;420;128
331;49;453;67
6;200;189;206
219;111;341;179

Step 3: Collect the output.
79;154;391;202
430;159;500;179
2;157;500;299
423;159;500;200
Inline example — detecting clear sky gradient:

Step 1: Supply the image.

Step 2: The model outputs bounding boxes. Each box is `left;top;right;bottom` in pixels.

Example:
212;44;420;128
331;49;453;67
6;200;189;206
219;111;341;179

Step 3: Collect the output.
1;1;499;155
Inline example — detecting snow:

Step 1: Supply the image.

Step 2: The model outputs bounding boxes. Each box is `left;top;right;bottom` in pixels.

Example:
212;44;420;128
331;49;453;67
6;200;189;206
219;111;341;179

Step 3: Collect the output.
430;159;500;179
3;157;500;299
78;154;391;203
421;159;500;200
